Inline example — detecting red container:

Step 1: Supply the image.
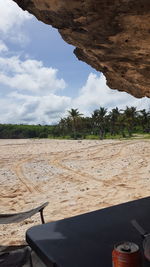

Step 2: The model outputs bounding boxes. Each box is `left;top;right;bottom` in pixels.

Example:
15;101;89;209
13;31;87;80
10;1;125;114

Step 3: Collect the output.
112;242;141;267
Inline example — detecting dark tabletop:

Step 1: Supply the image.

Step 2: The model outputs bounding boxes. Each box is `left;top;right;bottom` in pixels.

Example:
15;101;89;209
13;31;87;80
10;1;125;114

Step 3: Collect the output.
26;197;150;267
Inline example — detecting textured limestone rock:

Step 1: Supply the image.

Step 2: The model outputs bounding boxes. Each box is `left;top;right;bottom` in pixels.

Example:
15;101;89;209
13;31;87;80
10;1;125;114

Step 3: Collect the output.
13;0;150;98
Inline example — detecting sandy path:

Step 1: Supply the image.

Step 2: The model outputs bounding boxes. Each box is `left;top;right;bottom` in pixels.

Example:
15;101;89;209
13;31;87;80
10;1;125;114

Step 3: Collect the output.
0;139;149;246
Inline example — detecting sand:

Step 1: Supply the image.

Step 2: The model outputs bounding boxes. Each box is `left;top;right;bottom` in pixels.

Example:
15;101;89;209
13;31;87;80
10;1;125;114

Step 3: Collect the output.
0;138;150;246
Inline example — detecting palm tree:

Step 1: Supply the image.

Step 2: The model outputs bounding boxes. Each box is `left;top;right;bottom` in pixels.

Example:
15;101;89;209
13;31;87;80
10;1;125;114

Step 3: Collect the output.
124;106;137;136
67;108;82;139
59;118;69;137
117;113;126;137
109;107;120;136
138;109;150;133
92;107;107;139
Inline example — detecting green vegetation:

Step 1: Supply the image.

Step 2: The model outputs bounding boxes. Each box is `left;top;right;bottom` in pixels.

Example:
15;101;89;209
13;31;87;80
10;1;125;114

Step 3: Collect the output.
0;124;54;139
0;106;150;139
55;107;150;140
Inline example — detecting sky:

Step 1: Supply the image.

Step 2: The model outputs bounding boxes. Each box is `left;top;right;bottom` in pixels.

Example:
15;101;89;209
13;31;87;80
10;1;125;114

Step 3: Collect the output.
0;0;149;125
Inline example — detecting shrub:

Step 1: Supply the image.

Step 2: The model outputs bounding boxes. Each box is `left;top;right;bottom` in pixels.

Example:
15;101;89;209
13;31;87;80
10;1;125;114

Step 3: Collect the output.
39;132;48;138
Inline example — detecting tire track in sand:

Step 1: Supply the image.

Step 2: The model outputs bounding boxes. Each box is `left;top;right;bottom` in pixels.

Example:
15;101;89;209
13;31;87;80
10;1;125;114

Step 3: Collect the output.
13;157;42;193
49;141;141;187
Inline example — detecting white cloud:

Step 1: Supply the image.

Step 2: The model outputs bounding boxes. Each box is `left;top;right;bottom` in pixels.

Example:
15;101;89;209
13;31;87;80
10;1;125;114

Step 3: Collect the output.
0;0;69;126
0;68;149;124
0;92;71;124
0;0;31;34
73;73;150;115
0;56;66;93
0;55;70;124
0;41;8;53
0;0;32;44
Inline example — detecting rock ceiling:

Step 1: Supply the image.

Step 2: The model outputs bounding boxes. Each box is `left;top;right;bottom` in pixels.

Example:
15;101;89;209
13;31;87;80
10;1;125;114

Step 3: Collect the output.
13;0;150;98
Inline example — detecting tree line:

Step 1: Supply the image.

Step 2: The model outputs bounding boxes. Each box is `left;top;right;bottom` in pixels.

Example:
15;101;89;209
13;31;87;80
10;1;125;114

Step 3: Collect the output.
0;124;54;139
54;106;150;139
0;106;149;139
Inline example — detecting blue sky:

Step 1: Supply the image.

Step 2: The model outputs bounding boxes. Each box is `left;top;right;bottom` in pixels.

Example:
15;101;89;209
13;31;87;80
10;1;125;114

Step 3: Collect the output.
0;0;149;124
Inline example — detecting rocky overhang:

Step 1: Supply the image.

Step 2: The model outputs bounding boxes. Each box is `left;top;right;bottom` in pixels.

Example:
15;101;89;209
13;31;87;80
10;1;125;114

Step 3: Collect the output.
12;0;150;98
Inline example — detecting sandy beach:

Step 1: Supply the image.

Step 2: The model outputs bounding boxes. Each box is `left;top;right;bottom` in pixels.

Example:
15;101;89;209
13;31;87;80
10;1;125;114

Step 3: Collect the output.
0;138;150;246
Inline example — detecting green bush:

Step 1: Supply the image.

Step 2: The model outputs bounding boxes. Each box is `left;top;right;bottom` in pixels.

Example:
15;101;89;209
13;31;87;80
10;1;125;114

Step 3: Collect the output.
39;132;48;138
70;132;83;139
